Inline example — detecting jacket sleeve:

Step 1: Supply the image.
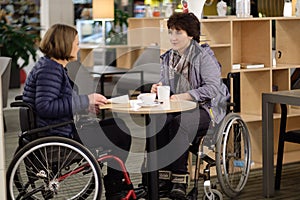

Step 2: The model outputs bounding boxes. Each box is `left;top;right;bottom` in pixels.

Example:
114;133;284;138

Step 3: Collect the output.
34;65;89;118
188;46;230;123
188;49;221;102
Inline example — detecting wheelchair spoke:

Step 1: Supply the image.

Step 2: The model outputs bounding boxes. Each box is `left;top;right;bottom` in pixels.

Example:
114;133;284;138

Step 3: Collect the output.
216;113;251;198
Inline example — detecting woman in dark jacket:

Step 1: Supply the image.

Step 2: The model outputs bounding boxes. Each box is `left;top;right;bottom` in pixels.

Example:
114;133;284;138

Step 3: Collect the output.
22;24;132;199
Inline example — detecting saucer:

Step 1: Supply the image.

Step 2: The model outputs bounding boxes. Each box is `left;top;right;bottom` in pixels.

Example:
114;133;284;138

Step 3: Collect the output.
138;102;160;107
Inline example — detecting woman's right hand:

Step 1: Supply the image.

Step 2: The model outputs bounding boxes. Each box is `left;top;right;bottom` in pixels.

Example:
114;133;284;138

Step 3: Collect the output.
151;82;162;93
88;93;108;106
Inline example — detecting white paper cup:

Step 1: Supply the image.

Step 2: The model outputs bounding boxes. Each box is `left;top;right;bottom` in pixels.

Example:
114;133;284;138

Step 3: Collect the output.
137;93;156;105
157;85;170;101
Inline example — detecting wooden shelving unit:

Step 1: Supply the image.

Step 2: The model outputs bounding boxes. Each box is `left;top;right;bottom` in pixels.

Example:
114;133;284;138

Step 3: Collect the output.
160;16;300;165
128;17;300;165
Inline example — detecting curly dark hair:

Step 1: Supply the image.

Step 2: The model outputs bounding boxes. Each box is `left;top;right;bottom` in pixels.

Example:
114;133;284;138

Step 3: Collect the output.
167;12;200;43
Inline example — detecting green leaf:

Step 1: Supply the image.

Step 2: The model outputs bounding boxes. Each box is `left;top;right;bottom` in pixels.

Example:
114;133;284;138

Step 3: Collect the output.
0;22;38;69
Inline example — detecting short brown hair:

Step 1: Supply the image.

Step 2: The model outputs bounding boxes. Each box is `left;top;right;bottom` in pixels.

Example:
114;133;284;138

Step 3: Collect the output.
167;12;200;43
39;24;78;60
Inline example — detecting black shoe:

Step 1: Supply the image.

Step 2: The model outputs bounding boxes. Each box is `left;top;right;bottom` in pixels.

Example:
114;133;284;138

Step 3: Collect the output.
159;180;172;197
169;183;187;200
134;186;147;199
105;192;125;200
104;174;129;200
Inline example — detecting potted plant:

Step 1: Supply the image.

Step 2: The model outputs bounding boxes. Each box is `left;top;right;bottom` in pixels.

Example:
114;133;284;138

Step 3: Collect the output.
106;9;129;45
0;22;39;88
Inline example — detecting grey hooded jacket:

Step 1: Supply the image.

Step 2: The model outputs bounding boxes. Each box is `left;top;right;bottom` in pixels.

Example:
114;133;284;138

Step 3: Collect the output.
159;42;230;124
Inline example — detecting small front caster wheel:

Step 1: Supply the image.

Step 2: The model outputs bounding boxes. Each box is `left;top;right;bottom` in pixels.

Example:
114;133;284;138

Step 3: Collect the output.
202;189;223;200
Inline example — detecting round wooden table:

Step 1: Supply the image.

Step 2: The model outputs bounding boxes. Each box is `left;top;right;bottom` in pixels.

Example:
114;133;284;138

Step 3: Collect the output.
101;100;197;200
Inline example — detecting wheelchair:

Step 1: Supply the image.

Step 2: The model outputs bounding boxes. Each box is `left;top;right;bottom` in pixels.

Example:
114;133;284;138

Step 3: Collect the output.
6;96;139;200
185;74;252;200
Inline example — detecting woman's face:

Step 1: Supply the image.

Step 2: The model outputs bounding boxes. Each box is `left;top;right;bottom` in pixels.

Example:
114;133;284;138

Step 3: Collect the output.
70;35;80;61
168;28;192;54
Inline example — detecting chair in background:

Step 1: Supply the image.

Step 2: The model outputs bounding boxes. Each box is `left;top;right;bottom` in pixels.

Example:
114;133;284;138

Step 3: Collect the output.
132;45;160;68
109;45;161;97
291;68;300;89
275;103;300;190
1;56;12;132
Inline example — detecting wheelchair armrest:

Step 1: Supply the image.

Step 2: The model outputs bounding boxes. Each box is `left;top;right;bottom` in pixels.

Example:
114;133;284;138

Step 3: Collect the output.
227;102;235;107
11;101;31;108
21;120;74;138
15;95;23;101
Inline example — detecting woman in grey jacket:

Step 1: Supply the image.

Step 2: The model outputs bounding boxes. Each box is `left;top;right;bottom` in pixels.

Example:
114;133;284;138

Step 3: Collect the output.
151;13;230;199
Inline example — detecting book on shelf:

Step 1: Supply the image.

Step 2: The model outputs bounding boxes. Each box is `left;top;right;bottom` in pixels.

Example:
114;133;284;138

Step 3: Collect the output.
232;63;265;70
240;63;264;69
232;63;241;69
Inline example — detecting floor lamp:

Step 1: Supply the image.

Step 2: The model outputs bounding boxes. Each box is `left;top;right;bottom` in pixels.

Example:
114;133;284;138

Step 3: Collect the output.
93;0;114;45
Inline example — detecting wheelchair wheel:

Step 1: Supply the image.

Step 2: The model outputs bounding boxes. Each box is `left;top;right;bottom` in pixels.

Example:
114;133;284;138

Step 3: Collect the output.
215;113;251;198
202;189;223;200
6;136;102;200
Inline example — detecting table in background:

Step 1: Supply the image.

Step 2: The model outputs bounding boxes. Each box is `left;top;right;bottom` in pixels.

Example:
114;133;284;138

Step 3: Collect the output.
262;89;300;197
87;65;144;97
87;65;143;119
101;100;197;200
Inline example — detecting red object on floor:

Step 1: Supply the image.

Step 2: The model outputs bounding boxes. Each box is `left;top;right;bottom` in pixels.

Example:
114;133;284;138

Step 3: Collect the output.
20;69;27;84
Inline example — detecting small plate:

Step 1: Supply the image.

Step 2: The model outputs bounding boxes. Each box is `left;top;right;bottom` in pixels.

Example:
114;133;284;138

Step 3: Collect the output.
138;102;160;107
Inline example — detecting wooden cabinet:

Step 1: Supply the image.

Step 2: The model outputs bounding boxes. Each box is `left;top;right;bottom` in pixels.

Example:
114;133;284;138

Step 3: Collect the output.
129;17;300;165
159;17;300;166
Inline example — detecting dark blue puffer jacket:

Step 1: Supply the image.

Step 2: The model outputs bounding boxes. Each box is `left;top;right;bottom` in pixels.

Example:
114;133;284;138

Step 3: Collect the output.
23;56;89;138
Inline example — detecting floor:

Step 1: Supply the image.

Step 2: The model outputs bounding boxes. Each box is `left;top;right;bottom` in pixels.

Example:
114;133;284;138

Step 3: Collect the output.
4;87;300;199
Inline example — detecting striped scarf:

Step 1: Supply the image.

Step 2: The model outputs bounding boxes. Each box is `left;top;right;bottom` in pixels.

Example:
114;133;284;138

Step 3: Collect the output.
168;40;195;93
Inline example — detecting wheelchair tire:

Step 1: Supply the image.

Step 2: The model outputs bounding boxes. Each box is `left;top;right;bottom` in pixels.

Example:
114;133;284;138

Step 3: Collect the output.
6;136;102;200
215;113;251;198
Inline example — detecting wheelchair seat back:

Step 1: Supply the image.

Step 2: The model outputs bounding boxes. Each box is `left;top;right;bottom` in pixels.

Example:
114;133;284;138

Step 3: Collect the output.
19;106;36;132
11;96;73;146
11;96;83;172
10;97;40;145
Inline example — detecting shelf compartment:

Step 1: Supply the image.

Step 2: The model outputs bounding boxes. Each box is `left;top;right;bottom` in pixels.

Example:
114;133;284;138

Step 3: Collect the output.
276;18;300;65
232;20;272;67
272;68;290;113
240;70;271;115
201;21;231;46
210;46;231;78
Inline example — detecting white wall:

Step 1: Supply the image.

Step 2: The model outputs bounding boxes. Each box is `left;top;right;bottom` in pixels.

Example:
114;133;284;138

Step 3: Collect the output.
40;0;74;37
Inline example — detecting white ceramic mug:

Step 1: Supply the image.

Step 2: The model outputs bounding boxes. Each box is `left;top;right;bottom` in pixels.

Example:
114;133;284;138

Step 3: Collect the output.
137;93;156;105
157;85;170;101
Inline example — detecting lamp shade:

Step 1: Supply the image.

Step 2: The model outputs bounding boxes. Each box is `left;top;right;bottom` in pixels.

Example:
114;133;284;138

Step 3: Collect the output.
93;0;114;20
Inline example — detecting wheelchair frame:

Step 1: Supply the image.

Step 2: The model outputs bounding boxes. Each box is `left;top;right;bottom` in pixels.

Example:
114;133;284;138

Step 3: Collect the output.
186;112;251;200
186;73;252;200
6;97;137;200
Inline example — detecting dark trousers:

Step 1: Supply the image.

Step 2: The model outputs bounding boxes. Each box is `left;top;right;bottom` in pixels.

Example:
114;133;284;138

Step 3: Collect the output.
76;117;131;179
156;107;210;174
